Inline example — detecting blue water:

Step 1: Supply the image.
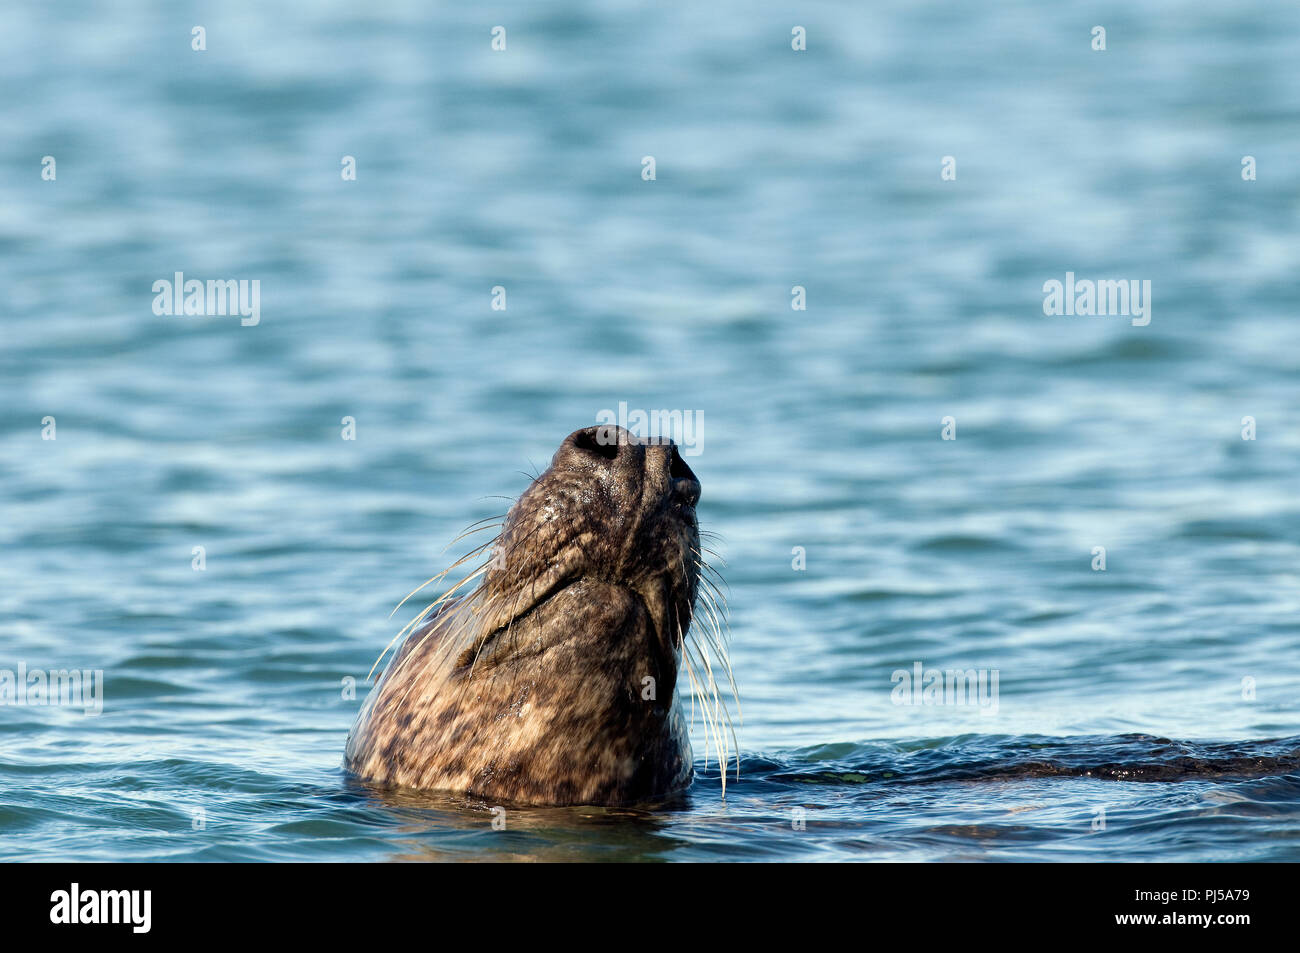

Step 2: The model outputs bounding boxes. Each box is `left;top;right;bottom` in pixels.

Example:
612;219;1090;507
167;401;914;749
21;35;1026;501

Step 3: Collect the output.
3;0;1299;861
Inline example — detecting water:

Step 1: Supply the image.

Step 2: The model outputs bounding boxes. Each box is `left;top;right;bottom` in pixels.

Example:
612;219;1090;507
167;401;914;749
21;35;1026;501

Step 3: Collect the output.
2;0;1299;861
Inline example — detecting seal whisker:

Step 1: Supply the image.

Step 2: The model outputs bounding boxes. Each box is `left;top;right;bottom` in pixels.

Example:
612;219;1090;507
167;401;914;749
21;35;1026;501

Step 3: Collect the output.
369;562;482;682
380;536;507;682
677;618;708;760
700;545;726;561
692;586;740;723
440;518;506;553
700;560;731;596
682;552;741;775
392;542;494;636
692;559;732;633
696;566;731;613
682;628;731;792
406;512;560;705
388;530;501;621
690;545;732;598
688;548;739;712
696;580;739;701
379;572;491;696
670;596;729;789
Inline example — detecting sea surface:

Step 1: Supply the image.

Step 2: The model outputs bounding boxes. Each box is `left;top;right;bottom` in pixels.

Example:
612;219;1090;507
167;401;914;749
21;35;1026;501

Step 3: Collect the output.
2;1;1299;861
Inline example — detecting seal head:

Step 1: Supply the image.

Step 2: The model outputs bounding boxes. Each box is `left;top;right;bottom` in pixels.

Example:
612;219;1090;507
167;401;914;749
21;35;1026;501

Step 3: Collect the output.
345;425;710;806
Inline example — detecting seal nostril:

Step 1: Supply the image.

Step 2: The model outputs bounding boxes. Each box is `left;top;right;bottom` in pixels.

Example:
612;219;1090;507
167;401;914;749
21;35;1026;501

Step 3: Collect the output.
573;427;619;462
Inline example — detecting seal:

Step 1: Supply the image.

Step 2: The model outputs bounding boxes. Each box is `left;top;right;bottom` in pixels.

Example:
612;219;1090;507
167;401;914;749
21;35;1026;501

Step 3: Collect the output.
344;425;733;806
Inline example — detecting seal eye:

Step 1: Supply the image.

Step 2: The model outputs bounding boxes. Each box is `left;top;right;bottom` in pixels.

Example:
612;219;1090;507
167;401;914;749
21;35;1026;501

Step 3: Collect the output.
573;427;620;461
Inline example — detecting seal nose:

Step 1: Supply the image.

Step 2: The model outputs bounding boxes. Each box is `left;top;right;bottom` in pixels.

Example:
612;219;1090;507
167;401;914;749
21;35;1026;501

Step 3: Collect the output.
556;426;699;507
667;444;700;508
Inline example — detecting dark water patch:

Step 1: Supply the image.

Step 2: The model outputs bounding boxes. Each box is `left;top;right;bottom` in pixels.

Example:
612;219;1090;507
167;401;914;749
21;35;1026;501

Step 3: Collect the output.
911;534;1026;555
96;675;197;699
0;803;84;832
752;734;1300;787
845;586;961;604
1174;517;1292;542
1046;334;1193;367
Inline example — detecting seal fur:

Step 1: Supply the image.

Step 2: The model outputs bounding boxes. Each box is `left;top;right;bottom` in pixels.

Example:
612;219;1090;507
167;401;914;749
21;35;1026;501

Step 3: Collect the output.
344;425;733;806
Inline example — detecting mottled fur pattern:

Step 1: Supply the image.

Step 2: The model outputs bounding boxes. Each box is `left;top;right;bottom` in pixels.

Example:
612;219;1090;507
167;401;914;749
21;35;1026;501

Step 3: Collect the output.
345;425;710;805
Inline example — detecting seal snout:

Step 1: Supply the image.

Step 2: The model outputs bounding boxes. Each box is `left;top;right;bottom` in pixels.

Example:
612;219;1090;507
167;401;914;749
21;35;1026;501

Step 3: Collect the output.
558;424;700;509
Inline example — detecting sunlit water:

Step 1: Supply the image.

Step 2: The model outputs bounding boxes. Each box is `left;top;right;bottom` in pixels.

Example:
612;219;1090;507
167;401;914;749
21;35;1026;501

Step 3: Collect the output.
2;1;1299;861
